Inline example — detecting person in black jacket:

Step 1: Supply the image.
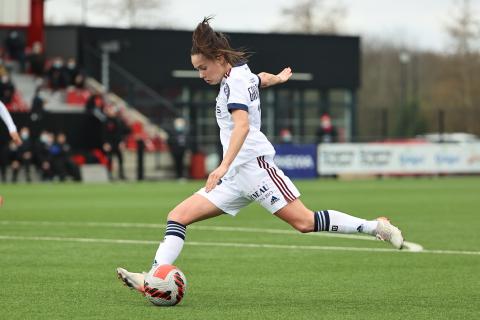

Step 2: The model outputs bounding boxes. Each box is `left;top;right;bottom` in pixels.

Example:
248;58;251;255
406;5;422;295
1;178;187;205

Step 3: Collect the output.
315;113;338;144
0;74;15;105
102;106;129;180
29;87;47;140
28;42;46;78
167;117;189;179
12;127;34;182
50;132;81;182
34;130;54;181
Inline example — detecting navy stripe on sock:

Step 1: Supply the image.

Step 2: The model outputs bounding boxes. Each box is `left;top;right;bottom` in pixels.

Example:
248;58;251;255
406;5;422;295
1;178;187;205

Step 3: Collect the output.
323;210;330;231
165;220;186;240
165;231;186;240
314;211;330;232
320;211;325;231
313;211;320;232
167;220;186;228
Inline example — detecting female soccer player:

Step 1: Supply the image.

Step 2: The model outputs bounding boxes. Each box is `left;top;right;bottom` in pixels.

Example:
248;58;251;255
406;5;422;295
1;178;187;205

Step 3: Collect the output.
117;17;404;292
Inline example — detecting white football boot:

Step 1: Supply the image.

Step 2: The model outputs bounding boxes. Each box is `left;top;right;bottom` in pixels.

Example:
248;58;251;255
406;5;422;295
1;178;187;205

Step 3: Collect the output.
116;267;145;293
374;217;404;249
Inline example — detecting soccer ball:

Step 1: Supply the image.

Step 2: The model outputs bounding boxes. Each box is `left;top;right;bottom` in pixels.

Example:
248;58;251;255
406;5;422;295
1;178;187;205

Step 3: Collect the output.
144;264;187;306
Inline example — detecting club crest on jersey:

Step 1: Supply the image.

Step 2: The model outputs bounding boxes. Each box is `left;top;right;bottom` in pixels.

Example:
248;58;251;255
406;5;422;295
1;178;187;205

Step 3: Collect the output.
224;83;230;99
248;85;259;101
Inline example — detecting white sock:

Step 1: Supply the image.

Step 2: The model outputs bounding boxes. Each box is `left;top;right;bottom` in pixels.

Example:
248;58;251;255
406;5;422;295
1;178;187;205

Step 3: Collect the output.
314;210;378;235
152;221;186;267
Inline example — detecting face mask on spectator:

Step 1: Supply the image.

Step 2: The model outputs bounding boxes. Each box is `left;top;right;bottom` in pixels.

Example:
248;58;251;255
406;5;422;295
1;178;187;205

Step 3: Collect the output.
40;133;48;143
174;118;186;132
21;132;29;140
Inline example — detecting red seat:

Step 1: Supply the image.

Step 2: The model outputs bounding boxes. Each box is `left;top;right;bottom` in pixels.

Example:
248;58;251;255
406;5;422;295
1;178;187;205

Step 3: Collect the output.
5;92;29;112
66;88;91;106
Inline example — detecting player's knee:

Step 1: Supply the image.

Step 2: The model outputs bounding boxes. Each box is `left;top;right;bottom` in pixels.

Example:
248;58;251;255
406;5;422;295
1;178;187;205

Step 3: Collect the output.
167;209;193;226
293;221;314;233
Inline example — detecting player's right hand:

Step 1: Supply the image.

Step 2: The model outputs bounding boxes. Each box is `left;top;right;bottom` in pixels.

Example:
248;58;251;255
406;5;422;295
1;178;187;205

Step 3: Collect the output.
205;164;228;193
10;131;22;146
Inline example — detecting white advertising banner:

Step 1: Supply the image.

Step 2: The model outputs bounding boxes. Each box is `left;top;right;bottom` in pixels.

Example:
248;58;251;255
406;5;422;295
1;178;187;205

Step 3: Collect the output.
0;0;30;26
317;143;480;175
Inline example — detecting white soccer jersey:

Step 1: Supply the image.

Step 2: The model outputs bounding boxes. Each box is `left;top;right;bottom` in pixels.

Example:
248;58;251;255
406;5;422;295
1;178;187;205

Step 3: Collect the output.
216;63;275;174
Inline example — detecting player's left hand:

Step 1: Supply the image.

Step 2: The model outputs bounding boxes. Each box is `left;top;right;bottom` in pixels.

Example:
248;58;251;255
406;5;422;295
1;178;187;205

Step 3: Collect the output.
276;67;292;83
205;164;229;193
0;195;4;207
10;132;22;146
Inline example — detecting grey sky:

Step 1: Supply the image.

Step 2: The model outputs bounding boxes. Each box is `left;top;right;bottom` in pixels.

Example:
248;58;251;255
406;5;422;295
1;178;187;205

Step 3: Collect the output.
44;0;480;52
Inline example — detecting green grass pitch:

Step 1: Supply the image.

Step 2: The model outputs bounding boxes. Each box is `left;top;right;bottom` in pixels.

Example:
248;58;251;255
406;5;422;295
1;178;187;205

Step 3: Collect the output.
0;177;479;319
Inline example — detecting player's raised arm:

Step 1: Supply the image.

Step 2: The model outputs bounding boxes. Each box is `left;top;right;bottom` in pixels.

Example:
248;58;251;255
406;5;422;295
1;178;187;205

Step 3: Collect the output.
258;67;292;88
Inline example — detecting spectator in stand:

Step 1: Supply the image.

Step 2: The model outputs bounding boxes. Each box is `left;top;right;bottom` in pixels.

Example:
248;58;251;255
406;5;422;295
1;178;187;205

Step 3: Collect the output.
34;130;54;181
85;93;106;122
102;105;129;180
50;132;81;182
28;42;46;78
29;87;47;139
167;117;189;179
4;31;26;72
279;127;293;144
47;57;69;90
65;58;86;89
0;74;15;105
8;140;21;182
12;127;34;182
73;73;86;89
316;113;338;143
0;57;8;78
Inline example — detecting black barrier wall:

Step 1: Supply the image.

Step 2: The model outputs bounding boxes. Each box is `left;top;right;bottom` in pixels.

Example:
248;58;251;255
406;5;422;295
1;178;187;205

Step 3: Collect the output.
0;113;102;149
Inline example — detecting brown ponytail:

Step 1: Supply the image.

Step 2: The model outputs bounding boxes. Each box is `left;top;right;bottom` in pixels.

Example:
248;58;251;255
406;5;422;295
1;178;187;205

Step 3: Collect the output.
191;17;249;65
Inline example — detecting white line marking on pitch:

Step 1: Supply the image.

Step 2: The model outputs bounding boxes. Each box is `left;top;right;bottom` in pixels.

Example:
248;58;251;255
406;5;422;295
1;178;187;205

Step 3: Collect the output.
0;235;478;255
0;220;393;241
0;220;424;251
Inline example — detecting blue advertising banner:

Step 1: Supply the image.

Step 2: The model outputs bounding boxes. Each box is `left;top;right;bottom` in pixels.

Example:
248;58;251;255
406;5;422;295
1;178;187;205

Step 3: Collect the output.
274;144;318;179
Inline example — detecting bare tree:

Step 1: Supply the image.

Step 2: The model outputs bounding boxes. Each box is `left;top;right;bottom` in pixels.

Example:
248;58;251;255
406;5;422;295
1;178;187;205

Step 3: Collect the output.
444;0;480;108
279;0;347;34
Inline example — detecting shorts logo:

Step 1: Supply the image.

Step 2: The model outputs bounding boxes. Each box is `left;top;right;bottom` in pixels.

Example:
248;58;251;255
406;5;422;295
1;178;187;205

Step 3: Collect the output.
270;196;280;205
249;185;270;201
331;225;338;232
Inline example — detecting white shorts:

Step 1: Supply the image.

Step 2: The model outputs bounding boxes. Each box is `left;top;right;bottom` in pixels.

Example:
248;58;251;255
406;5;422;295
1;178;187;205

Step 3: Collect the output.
196;155;301;216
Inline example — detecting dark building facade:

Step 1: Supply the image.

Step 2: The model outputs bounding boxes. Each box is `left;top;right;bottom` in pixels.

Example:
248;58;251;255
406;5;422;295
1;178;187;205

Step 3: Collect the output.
43;26;360;151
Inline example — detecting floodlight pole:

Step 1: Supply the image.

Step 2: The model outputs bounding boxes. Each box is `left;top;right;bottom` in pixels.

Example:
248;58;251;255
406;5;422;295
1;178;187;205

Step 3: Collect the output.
101;50;110;92
100;41;120;92
399;52;411;108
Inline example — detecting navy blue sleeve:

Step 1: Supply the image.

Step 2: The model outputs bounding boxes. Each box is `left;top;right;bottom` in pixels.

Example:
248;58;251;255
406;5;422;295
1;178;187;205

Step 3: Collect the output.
227;103;249;113
256;74;262;88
